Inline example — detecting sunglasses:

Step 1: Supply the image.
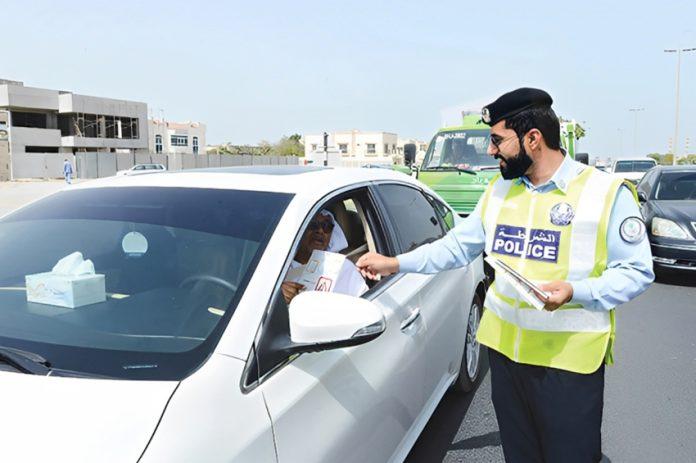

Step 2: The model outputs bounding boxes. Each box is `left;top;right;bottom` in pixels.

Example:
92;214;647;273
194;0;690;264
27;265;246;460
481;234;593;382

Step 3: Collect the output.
489;133;519;149
308;220;335;233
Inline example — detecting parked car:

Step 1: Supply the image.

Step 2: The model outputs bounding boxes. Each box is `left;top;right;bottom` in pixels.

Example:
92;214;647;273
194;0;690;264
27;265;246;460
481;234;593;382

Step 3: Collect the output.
636;165;696;272
0;166;486;462
116;163;166;176
611;157;658;184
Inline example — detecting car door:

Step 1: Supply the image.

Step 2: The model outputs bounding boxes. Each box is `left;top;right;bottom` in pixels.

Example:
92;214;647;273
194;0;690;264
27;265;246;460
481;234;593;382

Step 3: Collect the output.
254;187;428;463
372;183;473;412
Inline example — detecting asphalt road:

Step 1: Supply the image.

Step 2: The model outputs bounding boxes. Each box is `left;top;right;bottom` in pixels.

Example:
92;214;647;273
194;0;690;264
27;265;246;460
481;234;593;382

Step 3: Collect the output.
406;272;696;462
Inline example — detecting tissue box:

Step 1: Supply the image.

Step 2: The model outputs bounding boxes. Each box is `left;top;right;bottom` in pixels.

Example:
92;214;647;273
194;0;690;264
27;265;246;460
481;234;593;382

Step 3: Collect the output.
25;272;106;308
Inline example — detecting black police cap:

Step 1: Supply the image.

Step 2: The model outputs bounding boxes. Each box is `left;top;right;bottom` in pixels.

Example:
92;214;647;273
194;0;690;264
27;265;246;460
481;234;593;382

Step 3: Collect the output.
481;88;553;126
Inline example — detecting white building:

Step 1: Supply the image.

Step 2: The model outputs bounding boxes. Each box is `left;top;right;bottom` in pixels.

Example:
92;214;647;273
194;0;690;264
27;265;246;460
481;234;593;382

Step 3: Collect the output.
148;119;206;155
304;130;400;165
0;79;148;157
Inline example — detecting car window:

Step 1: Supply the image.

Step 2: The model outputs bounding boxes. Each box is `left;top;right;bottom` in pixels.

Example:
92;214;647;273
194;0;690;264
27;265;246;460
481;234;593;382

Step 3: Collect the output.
654;172;696;200
638;169;658;197
375;184;445;252
427;195;455;231
248;189;386;385
0;187;291;380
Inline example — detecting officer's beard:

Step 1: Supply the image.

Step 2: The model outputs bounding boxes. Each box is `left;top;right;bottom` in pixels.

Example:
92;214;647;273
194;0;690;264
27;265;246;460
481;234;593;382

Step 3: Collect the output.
495;145;533;180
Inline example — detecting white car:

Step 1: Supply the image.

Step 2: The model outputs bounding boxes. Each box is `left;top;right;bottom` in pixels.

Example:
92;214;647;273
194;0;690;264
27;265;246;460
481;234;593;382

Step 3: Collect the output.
116;163;167;176
611;158;657;184
0;166;486;463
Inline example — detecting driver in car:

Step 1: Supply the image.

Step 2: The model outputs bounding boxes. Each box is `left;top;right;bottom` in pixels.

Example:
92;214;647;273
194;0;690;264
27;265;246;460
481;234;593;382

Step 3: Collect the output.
281;209;368;304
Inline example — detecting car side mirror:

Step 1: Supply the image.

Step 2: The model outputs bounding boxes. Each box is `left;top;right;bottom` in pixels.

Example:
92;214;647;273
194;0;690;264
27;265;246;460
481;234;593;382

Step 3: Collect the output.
288;291;385;351
637;191;647;202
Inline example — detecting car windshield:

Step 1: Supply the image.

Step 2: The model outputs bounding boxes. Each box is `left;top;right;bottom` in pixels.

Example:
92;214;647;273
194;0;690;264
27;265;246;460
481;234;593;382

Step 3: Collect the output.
0;187;291;380
614;160;655;173
654;172;696;200
422;129;497;170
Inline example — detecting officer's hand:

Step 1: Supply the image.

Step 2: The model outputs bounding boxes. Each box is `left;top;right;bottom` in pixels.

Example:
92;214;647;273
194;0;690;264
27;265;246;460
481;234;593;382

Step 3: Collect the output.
538;281;573;312
356;252;399;280
281;281;305;304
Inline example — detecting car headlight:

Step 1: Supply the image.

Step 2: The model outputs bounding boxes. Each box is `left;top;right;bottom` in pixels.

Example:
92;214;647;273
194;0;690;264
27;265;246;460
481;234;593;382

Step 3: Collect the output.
652;217;688;239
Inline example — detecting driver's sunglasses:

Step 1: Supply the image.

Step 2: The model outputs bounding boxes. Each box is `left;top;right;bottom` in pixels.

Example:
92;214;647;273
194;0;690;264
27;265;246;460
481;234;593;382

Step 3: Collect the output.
489;133;519;149
308;220;335;233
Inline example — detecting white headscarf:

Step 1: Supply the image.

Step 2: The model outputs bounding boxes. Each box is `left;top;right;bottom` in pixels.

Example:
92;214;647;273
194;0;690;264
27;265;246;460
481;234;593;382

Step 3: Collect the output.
318;209;349;253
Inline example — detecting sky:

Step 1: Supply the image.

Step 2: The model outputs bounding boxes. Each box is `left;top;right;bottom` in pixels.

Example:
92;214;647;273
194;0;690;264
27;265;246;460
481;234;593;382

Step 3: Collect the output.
4;0;696;159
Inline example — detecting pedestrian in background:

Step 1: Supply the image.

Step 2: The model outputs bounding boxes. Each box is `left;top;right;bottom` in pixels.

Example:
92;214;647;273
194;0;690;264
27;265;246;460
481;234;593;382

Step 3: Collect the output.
357;88;654;462
63;158;73;184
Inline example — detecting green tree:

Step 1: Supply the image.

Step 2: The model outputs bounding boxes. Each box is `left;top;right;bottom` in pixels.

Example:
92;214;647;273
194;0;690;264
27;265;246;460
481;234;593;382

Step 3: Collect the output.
275;135;305;156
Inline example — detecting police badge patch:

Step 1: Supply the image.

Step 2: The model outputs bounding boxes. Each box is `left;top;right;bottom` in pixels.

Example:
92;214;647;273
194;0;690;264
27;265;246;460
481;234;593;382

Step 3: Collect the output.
620;217;646;243
550;202;574;226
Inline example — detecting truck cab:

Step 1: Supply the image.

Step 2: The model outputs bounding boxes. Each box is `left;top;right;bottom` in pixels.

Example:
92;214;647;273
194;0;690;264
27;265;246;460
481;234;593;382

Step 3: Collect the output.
413;114;586;216
414;115;497;215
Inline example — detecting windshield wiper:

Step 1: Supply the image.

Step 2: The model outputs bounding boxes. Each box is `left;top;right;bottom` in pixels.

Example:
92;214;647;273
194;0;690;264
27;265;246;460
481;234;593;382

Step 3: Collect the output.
0;346;51;375
422;166;478;176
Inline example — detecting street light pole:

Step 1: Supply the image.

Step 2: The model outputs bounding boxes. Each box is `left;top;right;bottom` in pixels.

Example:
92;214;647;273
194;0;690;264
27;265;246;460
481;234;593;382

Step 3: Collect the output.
664;47;696;165
628;108;644;156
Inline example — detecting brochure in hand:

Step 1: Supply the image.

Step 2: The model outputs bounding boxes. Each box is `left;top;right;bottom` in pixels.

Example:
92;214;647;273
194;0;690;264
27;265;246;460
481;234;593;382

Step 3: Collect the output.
485;256;550;311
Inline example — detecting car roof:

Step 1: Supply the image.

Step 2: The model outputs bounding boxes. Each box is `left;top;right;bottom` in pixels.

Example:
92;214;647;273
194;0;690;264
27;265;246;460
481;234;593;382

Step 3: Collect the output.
654;165;696;172
72;166;417;198
613;158;656;162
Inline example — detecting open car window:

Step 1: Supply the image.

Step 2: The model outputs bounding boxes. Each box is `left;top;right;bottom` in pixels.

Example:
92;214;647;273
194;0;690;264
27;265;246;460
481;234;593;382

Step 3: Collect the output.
247;187;391;386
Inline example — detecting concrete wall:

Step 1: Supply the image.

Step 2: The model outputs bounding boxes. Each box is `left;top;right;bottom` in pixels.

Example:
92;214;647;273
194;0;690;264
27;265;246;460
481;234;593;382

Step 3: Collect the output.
11;127;62;148
0;84;59;110
12;153;66;179
0;111;9;181
7;152;299;180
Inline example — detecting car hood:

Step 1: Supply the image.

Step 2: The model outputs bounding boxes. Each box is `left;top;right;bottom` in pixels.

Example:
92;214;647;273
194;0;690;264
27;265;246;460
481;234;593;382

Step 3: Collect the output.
0;371;177;462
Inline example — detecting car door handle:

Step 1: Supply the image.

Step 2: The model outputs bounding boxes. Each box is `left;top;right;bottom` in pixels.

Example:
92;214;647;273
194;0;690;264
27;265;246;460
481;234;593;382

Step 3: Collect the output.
400;308;422;331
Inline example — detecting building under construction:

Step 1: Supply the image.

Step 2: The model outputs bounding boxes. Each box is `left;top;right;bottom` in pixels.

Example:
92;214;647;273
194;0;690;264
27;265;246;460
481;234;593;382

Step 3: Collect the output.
0;79;148;180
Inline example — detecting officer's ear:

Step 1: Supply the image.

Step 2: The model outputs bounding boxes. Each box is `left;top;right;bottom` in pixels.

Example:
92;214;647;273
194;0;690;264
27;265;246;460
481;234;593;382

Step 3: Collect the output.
527;129;543;151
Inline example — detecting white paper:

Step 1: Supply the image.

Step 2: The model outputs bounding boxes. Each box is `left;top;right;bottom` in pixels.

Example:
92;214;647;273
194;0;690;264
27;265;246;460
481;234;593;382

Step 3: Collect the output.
289;250;367;297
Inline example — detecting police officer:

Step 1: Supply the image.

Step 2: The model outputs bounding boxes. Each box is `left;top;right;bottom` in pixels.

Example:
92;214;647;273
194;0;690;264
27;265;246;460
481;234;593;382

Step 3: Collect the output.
357;88;654;462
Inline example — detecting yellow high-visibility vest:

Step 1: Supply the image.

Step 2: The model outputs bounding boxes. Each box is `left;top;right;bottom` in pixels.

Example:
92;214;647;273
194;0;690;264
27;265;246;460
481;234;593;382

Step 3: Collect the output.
476;165;626;374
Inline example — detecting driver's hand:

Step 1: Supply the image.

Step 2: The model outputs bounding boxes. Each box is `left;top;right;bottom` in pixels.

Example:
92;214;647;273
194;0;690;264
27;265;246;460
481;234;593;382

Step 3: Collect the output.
281;281;305;304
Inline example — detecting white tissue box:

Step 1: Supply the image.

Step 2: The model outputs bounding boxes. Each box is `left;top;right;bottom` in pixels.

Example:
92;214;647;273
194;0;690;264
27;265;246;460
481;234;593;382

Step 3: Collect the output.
25;272;106;308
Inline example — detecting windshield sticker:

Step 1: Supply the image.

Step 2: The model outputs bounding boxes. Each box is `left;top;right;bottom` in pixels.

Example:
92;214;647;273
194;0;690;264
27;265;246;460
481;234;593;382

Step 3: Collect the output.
492;225;560;263
122;231;149;256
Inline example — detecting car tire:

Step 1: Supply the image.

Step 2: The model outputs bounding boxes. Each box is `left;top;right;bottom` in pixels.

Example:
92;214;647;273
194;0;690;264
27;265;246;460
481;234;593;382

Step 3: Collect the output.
452;294;484;393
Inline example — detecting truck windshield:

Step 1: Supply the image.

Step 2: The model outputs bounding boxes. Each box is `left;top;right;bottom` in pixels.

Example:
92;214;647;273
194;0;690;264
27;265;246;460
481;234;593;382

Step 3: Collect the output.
0;187;291;380
422;129;497;170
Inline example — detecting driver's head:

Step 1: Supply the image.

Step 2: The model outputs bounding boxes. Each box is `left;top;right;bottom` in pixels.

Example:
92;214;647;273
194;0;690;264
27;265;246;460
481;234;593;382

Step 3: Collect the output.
299;211;334;255
482;88;560;180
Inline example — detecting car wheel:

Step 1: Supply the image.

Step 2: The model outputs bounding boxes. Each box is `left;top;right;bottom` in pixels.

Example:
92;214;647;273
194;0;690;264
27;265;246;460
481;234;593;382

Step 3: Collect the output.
452;294;483;393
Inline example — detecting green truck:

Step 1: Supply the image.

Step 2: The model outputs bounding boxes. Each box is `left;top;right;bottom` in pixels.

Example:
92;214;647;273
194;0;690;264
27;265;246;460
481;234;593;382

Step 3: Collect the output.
408;113;585;215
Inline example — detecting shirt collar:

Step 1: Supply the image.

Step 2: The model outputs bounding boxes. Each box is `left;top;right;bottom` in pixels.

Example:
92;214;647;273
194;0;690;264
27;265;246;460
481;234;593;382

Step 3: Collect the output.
515;154;577;194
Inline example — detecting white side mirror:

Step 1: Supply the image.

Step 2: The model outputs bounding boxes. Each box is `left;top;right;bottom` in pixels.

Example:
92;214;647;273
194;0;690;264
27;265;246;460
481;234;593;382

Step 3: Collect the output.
289;291;385;346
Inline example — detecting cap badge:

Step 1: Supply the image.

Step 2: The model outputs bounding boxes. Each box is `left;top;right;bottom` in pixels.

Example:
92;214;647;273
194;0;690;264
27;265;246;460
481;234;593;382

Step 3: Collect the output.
481;107;491;124
550;202;574;226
